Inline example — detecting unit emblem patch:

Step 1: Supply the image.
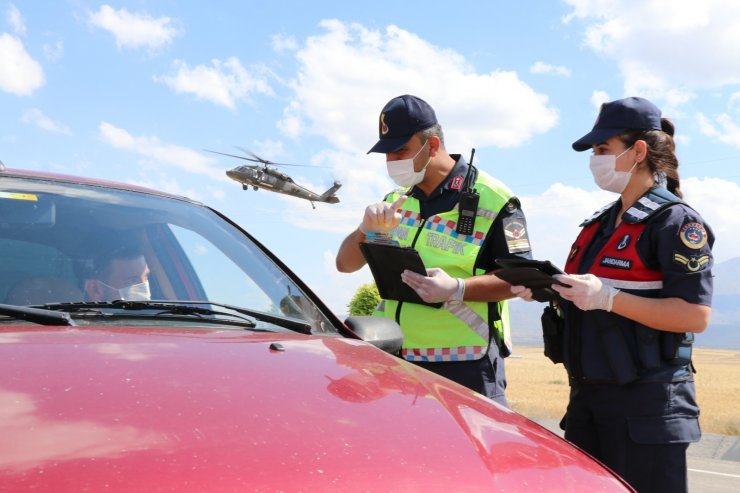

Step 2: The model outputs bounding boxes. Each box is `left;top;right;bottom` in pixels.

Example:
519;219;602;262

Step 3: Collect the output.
679;222;708;250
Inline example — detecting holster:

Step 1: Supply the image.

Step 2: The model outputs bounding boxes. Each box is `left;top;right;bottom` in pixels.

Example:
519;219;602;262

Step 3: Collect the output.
541;304;564;364
661;331;694;367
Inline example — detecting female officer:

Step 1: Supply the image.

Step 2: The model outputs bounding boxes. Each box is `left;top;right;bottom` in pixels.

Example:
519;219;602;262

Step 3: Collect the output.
513;97;714;493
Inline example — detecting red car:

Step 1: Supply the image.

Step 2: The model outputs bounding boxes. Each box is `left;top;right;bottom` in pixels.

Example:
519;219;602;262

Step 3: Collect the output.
0;165;632;492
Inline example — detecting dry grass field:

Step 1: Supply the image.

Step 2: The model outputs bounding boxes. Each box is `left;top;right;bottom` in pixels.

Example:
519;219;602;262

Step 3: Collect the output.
506;346;740;436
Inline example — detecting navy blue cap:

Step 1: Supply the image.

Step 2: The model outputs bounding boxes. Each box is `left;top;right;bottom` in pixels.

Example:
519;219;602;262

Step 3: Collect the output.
572;97;662;152
367;95;438;154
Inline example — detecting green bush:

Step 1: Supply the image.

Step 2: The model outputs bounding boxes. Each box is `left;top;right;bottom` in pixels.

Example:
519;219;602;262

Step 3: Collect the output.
347;282;381;316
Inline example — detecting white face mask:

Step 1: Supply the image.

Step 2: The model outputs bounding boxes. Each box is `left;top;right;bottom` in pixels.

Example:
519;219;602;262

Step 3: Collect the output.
589;146;637;193
386;140;431;187
102;281;151;301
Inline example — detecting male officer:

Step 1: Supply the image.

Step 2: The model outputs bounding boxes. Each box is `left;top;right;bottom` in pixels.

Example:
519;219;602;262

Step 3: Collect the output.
84;240;151;302
336;94;533;405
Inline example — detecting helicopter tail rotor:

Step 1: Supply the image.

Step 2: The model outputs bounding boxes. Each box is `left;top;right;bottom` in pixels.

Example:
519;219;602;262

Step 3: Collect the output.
319;181;342;203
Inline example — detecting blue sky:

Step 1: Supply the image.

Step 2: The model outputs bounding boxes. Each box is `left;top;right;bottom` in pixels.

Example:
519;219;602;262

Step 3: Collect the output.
2;1;740;316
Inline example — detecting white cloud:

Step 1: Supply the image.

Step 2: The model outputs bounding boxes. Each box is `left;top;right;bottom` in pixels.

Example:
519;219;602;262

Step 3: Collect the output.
280;20;558;155
154;58;273;109
252;139;286;160
530;61;571;77
98;122;224;178
43;40;64;61
682;177;740;263
728;91;740;113
88;4;180;51
20;109;71;135
6;3;25;35
0;33;44;95
272;33;298;53
696;112;740;148
563;0;740;104
590;90;610;110
518;183;613;265
273;19;559;237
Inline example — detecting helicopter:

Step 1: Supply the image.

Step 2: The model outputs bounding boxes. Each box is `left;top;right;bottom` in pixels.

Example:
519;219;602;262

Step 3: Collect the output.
206;147;341;209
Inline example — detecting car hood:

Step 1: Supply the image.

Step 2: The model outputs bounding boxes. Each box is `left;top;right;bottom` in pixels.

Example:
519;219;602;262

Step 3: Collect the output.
0;326;628;492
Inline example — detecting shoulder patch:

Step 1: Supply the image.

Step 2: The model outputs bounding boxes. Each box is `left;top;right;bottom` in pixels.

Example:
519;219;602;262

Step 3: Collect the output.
679;222;708;250
502;216;530;253
673;252;711;272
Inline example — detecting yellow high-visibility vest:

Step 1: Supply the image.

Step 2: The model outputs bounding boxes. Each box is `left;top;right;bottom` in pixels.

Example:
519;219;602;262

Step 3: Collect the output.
373;171;514;362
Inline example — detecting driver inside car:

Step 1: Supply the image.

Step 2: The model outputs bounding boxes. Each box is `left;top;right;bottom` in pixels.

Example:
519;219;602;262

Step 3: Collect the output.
84;240;151;302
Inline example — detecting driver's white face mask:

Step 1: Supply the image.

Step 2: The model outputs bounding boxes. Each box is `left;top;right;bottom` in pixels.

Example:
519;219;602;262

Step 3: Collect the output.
589;145;636;193
386;140;431;187
101;281;151;301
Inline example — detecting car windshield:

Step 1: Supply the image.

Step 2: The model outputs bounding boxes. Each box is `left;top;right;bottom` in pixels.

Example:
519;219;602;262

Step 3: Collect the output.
0;175;337;333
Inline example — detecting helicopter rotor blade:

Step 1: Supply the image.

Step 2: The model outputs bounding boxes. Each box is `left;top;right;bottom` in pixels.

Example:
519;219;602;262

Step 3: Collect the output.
204;149;262;164
234;146;331;168
236;147;272;165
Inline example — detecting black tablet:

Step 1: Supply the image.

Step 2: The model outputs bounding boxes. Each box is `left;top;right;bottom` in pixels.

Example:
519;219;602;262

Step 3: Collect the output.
494;258;568;302
359;242;442;308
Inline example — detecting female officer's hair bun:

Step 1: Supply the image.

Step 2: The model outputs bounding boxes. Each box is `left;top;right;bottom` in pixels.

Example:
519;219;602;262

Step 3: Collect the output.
661;118;675;137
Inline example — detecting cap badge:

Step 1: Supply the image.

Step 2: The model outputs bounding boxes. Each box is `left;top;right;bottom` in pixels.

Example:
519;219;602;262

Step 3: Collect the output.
380;113;389;135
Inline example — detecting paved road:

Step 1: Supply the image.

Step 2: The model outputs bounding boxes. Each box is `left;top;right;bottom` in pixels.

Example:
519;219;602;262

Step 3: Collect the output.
687;432;740;493
688;455;740;492
535;419;740;492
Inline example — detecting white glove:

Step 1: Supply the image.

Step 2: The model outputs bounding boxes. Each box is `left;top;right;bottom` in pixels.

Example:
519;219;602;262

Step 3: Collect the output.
510;285;534;302
401;267;464;304
551;274;619;311
359;195;408;234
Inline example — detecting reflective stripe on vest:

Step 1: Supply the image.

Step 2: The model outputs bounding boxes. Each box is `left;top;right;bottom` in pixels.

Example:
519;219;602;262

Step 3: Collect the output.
401;300;491;362
601;278;664;290
373;172;514;361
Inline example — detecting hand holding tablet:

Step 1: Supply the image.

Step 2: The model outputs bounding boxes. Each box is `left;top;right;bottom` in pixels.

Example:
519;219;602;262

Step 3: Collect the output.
494;258;569;302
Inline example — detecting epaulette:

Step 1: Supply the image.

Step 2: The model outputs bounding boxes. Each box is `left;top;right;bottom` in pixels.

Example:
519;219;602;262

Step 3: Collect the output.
622;186;683;223
579;201;617;227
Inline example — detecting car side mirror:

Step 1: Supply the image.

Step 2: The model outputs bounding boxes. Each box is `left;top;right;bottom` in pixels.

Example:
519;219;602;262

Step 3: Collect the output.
343;316;403;355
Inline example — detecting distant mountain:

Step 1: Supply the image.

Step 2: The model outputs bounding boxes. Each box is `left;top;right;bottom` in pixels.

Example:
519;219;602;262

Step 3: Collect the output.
703;257;740;348
510;257;740;350
713;257;740;294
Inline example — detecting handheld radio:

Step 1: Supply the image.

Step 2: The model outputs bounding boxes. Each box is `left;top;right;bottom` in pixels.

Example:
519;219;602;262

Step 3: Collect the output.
456;148;479;235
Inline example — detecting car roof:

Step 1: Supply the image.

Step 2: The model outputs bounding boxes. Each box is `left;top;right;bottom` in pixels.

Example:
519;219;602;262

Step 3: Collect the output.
0;166;202;205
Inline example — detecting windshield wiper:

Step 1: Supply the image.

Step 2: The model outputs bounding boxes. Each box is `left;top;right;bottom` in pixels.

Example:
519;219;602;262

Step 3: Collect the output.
40;300;312;334
0;303;76;326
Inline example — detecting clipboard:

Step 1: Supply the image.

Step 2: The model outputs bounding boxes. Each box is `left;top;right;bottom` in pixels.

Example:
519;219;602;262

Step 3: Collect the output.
359;242;442;308
494;258;568;302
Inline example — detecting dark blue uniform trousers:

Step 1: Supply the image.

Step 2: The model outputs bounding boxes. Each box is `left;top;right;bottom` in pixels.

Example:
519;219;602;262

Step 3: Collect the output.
562;379;700;493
